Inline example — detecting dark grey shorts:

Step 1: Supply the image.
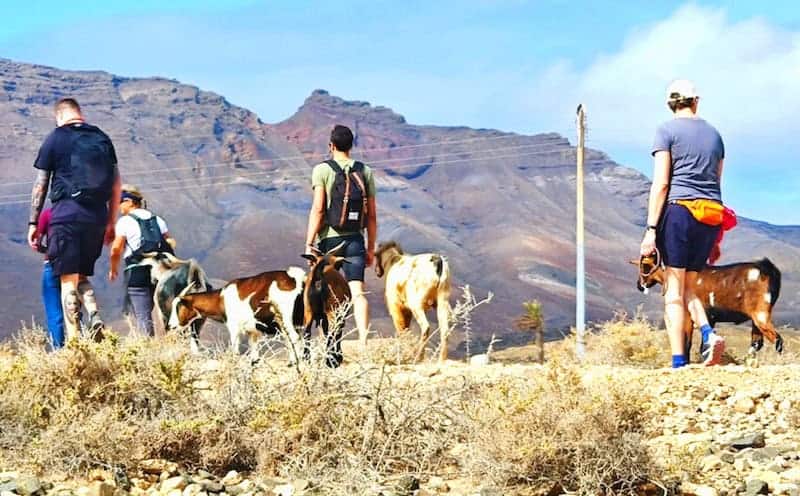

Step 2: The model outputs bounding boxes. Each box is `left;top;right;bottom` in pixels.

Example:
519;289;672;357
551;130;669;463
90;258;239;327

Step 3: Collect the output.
657;203;720;272
319;234;366;282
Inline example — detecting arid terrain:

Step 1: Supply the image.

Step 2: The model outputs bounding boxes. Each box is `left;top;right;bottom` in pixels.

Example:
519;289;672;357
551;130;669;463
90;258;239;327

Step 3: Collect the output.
0;317;799;496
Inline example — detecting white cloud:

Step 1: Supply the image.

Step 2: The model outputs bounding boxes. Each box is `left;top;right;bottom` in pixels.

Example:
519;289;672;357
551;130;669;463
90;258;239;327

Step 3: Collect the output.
525;4;800;151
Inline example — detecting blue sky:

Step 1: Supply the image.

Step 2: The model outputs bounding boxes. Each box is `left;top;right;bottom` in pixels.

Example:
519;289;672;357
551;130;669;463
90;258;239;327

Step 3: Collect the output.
3;1;798;224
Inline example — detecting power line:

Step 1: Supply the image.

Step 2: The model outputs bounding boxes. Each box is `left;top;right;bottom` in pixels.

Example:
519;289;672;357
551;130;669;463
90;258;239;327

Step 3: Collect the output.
103;148;562;198
0;141;567;200
0;133;567;189
0;148;566;207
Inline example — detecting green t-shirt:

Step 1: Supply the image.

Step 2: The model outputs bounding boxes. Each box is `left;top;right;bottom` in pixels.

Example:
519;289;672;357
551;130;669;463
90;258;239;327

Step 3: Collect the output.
311;158;376;241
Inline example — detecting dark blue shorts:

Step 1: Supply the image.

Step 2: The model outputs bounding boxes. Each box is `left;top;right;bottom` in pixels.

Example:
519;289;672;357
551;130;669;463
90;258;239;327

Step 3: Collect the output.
319;234;366;282
47;222;105;277
657;203;720;272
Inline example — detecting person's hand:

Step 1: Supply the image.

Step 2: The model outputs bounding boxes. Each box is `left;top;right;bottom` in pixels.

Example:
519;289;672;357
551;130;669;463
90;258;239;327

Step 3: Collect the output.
108;266;119;282
640;230;656;257
27;225;39;252
365;248;375;268
304;244;317;265
104;223;115;246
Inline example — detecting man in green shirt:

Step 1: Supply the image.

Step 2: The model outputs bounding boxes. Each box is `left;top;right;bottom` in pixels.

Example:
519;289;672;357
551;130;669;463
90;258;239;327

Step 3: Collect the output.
305;125;377;349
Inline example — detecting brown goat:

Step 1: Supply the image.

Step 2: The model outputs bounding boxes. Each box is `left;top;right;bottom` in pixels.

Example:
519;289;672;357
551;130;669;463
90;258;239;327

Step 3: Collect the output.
635;257;783;356
301;244;352;367
169;267;305;362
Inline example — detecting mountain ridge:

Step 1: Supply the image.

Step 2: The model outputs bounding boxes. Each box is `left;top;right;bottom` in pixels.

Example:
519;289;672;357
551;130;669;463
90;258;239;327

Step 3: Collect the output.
1;58;798;349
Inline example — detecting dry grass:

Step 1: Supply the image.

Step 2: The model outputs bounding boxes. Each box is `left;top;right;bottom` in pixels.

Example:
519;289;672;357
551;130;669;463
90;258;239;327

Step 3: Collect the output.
4;307;760;494
549;311;671;368
463;361;657;494
545;311;800;369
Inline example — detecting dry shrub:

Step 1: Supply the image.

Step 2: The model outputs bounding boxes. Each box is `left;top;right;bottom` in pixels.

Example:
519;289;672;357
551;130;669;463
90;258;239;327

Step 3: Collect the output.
0;315;664;494
465;361;657;494
550;311;670;368
366;332;421;365
0;326;468;491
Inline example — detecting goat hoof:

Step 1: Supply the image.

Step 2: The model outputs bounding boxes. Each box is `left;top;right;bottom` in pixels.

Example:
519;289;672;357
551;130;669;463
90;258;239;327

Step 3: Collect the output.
776;336;784;354
325;353;343;368
751;339;764;352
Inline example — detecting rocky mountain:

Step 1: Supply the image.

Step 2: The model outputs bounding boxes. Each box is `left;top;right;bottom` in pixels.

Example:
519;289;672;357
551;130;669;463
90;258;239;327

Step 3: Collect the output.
1;58;798;348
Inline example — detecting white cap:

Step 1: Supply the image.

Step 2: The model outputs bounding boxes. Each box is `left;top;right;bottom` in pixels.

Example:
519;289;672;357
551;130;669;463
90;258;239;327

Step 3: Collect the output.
666;79;698;102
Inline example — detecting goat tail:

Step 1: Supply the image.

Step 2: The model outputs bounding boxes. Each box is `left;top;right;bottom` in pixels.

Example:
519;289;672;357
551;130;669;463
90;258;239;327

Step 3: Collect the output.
757;258;781;306
434;255;452;305
190;259;212;292
434;257;452;362
432;255;447;280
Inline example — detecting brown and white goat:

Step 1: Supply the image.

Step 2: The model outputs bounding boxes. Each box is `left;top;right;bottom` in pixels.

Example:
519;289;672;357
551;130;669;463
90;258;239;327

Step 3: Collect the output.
375;241;452;362
169;267;305;362
301;244;352;367
636;257;783;355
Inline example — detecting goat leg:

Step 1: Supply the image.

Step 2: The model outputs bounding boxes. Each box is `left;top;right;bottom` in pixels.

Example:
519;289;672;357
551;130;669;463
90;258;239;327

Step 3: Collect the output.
683;318;694;362
322;316;343;368
303;322;313;361
189;318;204;354
411;307;431;363
753;314;782;353
749;323;765;354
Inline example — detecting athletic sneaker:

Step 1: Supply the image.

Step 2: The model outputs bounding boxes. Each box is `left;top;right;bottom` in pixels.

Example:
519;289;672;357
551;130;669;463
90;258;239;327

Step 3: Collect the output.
701;333;725;366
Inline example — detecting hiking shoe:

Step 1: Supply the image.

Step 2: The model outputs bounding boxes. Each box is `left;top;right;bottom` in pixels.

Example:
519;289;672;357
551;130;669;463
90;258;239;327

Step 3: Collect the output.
701;333;725;366
87;311;105;342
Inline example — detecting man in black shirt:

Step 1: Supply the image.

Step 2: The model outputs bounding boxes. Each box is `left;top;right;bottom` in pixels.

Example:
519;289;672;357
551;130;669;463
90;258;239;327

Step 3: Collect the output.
27;98;122;341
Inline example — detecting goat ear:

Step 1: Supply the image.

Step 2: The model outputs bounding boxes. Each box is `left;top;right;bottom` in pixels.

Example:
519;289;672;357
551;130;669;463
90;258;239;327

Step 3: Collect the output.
301;254;317;263
331;256;349;269
628;259;640;266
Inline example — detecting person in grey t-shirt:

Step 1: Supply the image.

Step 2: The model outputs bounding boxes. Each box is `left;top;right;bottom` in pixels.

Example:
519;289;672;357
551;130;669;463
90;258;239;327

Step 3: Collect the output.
639;79;726;368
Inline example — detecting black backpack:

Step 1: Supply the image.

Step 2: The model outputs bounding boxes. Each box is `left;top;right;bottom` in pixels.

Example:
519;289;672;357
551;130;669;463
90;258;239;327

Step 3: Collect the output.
126;213;172;262
125;213;173;287
51;125;116;205
325;160;368;231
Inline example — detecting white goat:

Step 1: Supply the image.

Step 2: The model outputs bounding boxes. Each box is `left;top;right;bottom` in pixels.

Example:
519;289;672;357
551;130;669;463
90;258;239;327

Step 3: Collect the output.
374;241;452;362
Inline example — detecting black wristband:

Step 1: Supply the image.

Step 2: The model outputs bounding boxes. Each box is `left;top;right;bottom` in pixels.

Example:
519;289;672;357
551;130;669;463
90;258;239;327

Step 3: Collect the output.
28;221;38;227
646;225;657;231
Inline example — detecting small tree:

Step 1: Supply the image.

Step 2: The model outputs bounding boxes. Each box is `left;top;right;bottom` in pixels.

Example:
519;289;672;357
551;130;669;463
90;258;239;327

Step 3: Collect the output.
515;300;545;363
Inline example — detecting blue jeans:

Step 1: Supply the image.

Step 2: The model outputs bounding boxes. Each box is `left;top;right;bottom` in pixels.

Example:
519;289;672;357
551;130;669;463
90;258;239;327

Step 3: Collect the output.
42;261;65;349
128;285;156;337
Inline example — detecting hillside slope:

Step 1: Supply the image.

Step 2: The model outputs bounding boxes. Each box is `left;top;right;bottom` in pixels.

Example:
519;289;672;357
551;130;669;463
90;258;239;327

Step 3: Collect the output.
0;59;798;346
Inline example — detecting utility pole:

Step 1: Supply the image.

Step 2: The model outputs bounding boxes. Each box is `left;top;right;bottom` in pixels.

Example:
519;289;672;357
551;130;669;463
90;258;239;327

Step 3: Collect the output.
575;105;586;359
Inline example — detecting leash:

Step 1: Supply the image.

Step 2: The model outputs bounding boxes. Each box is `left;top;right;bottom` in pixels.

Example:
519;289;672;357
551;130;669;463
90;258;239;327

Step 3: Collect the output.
638;247;663;295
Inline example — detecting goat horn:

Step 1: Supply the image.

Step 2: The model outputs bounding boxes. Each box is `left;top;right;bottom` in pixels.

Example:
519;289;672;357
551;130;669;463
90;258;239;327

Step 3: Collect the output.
325;241;347;256
177;281;197;298
140;251;188;265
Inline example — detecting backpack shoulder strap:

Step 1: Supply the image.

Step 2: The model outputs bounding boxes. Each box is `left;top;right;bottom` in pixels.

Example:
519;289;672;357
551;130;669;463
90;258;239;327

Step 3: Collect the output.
325;159;344;174
352;161;365;172
126;212;151;232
